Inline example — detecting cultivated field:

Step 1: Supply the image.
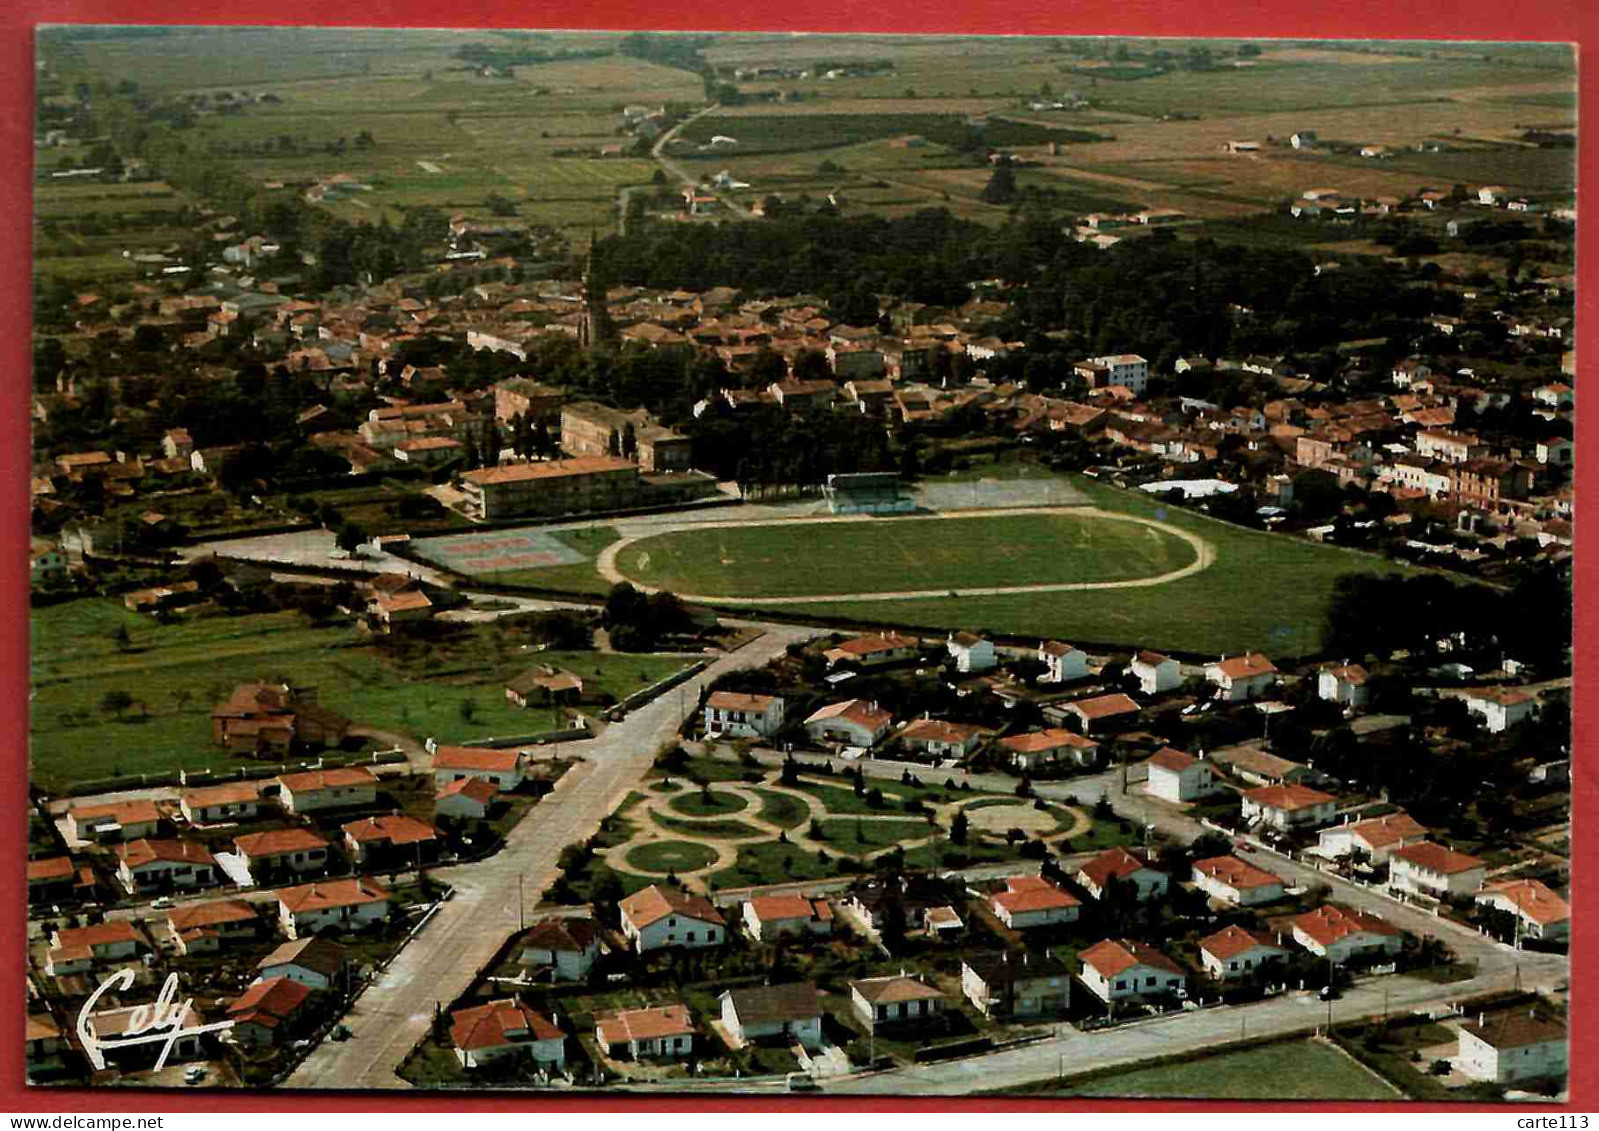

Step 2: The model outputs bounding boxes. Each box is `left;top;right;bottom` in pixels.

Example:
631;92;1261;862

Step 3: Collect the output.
1049;1039;1399;1100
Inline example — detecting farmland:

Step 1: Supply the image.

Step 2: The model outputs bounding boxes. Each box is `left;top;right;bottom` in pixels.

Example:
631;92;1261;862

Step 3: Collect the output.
1045;1039;1399;1100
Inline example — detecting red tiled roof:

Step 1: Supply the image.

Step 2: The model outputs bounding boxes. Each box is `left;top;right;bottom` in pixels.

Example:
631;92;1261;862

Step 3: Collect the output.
746;895;831;923
117;838;216;869
900;718;985;744
827;633;917;657
1211;652;1277;680
228;975;311;1029
805;699;893;730
53;920;143;952
1199;924;1284;962
451;996;561;1050
437;777;499;804
595;1003;694;1045
182;781;262;808
850;974;944;1004
257;937;344;978
1243;784;1337;812
278;767;377;793
1147;747;1198;773
1078;847;1160;890
28;857;75;882
1460;1011;1565;1051
169;900;257;933
1292;903;1403;948
342;814;436;846
992;875;1080;915
620;885;724;931
1391;841;1485;875
433;746;521;773
1477;879;1568;926
1080;938;1183;979
70;799;161;827
235;828;330;858
1000;729;1098;754
277;877;390;913
1067;693;1140;720
1193;855;1284;891
1342;812;1428;849
462;456;634;486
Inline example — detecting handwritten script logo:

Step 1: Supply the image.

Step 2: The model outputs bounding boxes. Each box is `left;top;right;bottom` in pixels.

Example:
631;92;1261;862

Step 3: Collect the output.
76;968;234;1071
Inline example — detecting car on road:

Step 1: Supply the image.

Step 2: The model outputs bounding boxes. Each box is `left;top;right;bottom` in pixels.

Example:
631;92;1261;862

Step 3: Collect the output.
786;1072;821;1092
151;896;175;910
183;1066;206;1086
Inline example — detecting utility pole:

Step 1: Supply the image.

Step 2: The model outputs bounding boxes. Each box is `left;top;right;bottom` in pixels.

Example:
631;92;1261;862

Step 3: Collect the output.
519;874;525;931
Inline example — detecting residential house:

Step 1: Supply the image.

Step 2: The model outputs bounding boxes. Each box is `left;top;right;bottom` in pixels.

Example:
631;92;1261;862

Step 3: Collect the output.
277;877;392;939
702;691;786;739
1130;650;1182;695
228;975;313;1046
1078;939;1187;1005
233;828;330;884
276;767;379;814
1090;354;1150;396
1061;693;1141;735
450;996;565;1071
518;917;602;980
1316;812;1429;864
1474;879;1569;943
595;1004;696;1060
1075;847;1169;902
27;857;77;904
1198;925;1289;981
25;1014;68;1079
850;974;946;1033
946;631;997;673
803;699;894;748
255;937;346;990
168;899;260;956
822;632;920;668
719;982;824;1049
989;875;1081;929
179;782;261;825
46;921;147;977
115;838;218;894
1415;429;1485;464
1146;747;1213;803
898;717;987;759
1038;640;1089;682
1206;653;1278;701
998;728;1100;772
743;895;834;942
432;745;528;789
211;681;351;754
1388;842;1487;900
66;799;162;844
619;885;725;953
1290;904;1404;962
1457;1011;1567;1085
435;776;500;821
960;951;1071;1018
1191;855;1287;906
1462;687;1539;733
342;814;438;866
1318;664;1370;709
1241;784;1339;832
369;587;435;630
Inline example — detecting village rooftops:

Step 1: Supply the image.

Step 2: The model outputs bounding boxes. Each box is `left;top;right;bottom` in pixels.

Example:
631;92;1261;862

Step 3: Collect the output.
964;950;1072;984
228;975;311;1030
1067;693;1141;720
1039;640;1079;657
1322;663;1369;684
804;699;894;729
850;973;943;1004
522;917;601;952
1147;747;1199;773
1199;924;1282;962
899;718;986;744
1291;904;1402;948
706;690;781;712
375;589;433;613
1079;938;1183;979
462;456;636;486
28;857;76;882
276;767;378;793
433;746;521;773
117;839;215;869
1243;783;1337;811
1193;855;1283;891
1133;650;1173;667
52;920;143;957
1478;879;1569;927
1212;652;1278;679
450;997;561;1050
1000;728;1097;754
181;781;262;808
620;885;724;931
1078;847;1160;890
235;827;329;856
70;798;162;827
277;877;390;913
826;632;919;658
1465;686;1538;707
1459;1010;1565;1051
723;981;822;1025
1390;842;1485;874
168;900;257;933
992;875;1080;915
1339;812;1428;849
437;777;499;804
342;814;436;846
746;895;832;923
596;1003;695;1045
256;937;344;978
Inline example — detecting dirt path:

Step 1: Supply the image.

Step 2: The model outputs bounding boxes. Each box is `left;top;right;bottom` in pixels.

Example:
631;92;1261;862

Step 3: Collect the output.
595;506;1216;605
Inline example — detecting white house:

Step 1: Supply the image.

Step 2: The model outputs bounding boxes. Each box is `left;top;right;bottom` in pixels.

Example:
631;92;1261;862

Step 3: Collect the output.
115;839;219;894
1075;847;1168;901
989;875;1080;929
1474;879;1569;943
742;895;834;942
1462;687;1539;733
66;799;161;844
46;921;146;977
1078;938;1186;1004
702;690;786;739
1315;812;1429;864
519;917;602;980
596;1004;696;1060
167;899;260;956
276;767;379;814
1206;653;1278;700
1457;1012;1567;1085
1478;185;1509;205
432;745;528;789
1038;640;1089;682
1318;663;1370;709
822;632;921;668
435;776;500;821
719;982;824;1049
960;951;1071;1018
1389;842;1487;900
255;937;345;990
178;782;261;825
233;828;331;884
276;877;391;939
998;728;1100;772
1091;354;1150;396
1191;855;1287;906
1290;904;1405;962
1062;692;1141;734
897;717;986;759
803;699;894;748
1130;650;1182;695
450;996;565;1071
946;631;997;673
1198;925;1289;981
619;885;725;954
849;974;946;1033
1241;784;1339;832
1146;747;1212;803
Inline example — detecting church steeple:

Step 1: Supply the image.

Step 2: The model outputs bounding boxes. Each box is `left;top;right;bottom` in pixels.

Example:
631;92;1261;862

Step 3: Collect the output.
578;228;617;354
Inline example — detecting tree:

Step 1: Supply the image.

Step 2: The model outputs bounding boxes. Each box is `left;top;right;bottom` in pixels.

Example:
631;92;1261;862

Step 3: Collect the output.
110;624;132;652
335;522;369;556
99;690;135;719
459;697;479;725
981;164;1018;205
950;809;969;846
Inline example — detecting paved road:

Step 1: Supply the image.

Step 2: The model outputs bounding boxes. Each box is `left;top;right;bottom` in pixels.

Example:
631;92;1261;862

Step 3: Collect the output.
285;626;813;1090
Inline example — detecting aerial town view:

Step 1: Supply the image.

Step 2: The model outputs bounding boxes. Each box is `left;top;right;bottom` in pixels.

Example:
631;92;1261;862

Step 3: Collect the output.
25;27;1574;1102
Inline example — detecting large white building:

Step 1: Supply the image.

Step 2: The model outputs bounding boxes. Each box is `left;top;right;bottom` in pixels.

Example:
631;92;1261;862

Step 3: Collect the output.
1146;747;1212;803
1456;1012;1567;1085
1129;650;1182;695
1091;354;1150;396
1206;653;1278;701
1462;687;1539;733
1388;842;1487;901
702;691;786;739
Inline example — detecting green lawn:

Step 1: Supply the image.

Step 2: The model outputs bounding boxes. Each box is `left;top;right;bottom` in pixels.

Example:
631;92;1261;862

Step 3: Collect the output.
787;475;1409;656
818;817;936;850
29;599;686;791
751;789;812;829
625;840;721;873
651;811;765;839
1051;1039;1399;1100
480;527;622;594
788;777;958;817
709;839;839;889
614;512;1196;598
668;788;751;817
